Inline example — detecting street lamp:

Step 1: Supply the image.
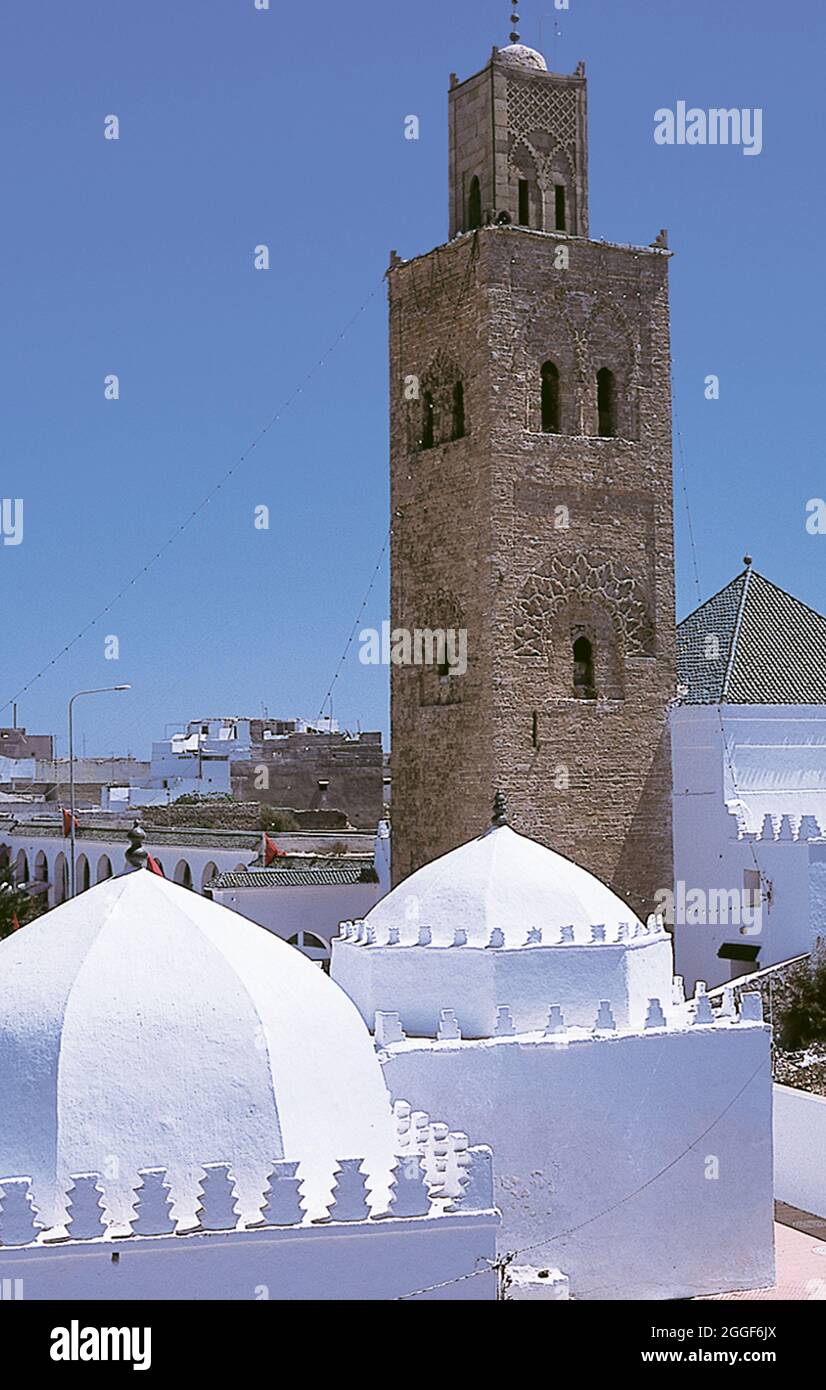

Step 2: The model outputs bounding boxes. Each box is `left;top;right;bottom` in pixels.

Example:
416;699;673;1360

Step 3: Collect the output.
67;685;131;898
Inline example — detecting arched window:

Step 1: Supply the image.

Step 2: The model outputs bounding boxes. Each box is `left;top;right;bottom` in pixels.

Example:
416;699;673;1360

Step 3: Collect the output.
288;930;331;973
597;368;616;438
96;854;112;883
573;635;596;698
53;852;68;905
452;382;465;440
518;179;531;226
76;854;90;893
201;862;219;895
541;361;560;433
14;850;28;885
554;184;567;231
421;392;435;449
467;176;482;230
174;859;193;891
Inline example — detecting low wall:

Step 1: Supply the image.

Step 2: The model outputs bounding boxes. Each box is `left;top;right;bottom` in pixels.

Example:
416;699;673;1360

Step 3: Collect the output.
773;1083;826;1219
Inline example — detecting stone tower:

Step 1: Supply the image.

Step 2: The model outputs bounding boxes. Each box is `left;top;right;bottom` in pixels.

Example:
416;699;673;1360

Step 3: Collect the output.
388;42;675;917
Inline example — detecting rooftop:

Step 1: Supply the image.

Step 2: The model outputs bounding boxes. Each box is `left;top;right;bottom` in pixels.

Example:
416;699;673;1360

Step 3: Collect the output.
677;564;826;705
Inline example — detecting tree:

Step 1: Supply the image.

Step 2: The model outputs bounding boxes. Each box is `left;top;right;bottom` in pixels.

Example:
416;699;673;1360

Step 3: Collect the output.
0;865;38;941
774;947;826;1051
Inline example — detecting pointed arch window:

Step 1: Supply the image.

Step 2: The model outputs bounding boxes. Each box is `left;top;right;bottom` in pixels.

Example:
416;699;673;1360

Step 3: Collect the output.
541;361;560;434
518;179;531;227
467;176;482;230
554;184;567;231
597;368;616;438
573;634;596;698
452;382;465;440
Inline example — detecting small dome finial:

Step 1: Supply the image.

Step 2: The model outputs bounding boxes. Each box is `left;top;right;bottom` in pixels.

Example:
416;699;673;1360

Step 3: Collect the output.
125;820;148;871
491;791;509;828
509;8;520;43
743;554;753;568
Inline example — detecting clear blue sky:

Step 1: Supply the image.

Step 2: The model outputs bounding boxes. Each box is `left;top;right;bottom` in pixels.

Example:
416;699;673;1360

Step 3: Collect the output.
1;0;823;758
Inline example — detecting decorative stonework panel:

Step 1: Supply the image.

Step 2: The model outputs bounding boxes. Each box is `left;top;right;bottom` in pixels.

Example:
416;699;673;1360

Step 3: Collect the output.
507;81;578;154
514;556;655;659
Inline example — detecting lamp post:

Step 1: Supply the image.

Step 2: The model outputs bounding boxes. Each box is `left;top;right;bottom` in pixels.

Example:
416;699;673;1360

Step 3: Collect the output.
67;685;131;898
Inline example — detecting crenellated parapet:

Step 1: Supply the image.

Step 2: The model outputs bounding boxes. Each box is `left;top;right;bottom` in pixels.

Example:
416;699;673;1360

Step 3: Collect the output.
0;1132;498;1249
369;976;767;1051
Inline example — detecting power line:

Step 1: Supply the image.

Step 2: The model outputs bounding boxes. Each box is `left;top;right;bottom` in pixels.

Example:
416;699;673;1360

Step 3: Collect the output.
0;278;384;723
315;527;390;724
395;1051;768;1299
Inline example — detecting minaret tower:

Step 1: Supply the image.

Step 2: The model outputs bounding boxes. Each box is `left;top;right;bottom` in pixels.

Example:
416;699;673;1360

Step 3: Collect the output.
388;22;675;917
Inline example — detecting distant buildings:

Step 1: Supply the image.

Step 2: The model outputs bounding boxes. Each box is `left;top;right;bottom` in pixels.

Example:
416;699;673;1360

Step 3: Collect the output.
102;716;385;829
0;713;385;830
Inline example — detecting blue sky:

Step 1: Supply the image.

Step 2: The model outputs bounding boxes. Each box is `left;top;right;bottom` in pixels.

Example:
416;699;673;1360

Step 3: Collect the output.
1;0;823;757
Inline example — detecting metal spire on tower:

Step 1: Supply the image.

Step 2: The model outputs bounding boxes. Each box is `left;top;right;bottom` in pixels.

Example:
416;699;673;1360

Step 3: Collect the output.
509;8;520;44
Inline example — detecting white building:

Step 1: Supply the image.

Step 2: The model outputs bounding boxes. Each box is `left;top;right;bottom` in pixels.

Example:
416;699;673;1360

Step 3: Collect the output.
0;854;498;1300
673;563;826;991
331;799;775;1301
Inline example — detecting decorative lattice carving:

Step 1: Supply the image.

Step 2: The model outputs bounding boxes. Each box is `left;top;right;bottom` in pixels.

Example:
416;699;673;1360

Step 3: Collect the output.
507;81;578;152
514;556;655;659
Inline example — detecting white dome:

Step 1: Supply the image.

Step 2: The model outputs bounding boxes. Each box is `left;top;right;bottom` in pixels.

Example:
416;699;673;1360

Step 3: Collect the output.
497;43;548;72
332;823;674;1039
362;823;642;948
0;871;395;1229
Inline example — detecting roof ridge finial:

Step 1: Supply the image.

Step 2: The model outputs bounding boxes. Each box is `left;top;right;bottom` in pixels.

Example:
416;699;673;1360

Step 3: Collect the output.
743;554;753;569
509;7;520;44
125;819;148;871
491;791;509;828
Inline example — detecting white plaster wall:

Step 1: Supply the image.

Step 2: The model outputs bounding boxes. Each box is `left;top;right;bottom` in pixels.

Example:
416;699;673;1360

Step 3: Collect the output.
212;882;380;946
381;1023;774;1300
672;704;820;992
808;847;826;948
332;937;672;1038
773;1083;826;1220
0;1214;498;1301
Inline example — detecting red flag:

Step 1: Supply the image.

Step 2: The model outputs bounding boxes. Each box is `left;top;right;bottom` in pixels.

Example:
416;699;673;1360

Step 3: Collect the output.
62;808;80;837
146;853;165;877
11;913;21;932
264;834;285;866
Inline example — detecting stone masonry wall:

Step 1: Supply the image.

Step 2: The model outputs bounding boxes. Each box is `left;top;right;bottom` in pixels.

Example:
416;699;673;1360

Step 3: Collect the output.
389;224;675;919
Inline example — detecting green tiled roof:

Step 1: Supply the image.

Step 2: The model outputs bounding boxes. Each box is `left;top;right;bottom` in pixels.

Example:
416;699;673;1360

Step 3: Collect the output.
677;567;826;704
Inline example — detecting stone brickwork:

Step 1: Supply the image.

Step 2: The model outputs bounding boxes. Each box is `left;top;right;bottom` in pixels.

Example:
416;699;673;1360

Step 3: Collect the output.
389;49;675;920
230;731;384;830
449;51;588;237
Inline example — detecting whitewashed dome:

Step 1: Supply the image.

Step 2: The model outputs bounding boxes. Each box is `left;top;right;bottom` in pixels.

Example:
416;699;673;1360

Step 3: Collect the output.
0;870;396;1229
497;43;548;72
361;819;643;948
331;808;674;1039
